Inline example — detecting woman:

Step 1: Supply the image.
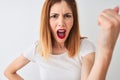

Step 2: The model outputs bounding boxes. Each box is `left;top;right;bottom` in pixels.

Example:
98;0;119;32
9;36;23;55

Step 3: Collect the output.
4;0;120;80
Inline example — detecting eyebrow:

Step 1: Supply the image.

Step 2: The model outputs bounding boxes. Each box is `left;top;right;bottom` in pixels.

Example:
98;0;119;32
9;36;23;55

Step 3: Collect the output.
50;13;73;15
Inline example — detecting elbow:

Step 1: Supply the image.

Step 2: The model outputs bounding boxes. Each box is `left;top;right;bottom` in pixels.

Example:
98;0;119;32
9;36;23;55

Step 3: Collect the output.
4;68;16;78
4;69;10;78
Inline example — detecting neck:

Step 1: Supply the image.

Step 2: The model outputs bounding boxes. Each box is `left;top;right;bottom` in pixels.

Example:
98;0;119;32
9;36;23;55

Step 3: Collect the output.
52;42;67;55
53;42;65;49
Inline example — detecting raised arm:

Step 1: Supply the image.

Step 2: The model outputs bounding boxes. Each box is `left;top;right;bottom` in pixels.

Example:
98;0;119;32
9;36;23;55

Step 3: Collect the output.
87;7;120;80
4;54;30;80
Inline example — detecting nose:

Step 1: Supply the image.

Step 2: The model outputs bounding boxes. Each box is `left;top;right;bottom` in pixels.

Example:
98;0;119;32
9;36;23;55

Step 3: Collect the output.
58;16;65;27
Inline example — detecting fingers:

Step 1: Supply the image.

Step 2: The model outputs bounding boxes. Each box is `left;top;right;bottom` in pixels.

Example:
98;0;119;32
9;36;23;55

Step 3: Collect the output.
98;7;120;29
98;14;112;29
102;9;120;26
113;6;119;13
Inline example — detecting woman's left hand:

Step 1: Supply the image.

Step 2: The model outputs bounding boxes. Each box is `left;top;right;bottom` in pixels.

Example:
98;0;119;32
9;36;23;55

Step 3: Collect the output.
98;6;120;52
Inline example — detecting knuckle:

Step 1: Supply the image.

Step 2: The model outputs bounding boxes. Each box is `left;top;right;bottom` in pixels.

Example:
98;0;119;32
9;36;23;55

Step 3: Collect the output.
114;19;120;27
102;9;110;13
116;21;120;26
107;20;120;30
107;21;114;29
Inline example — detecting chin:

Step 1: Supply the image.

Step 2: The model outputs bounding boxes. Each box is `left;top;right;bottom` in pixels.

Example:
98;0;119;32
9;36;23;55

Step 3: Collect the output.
56;38;66;43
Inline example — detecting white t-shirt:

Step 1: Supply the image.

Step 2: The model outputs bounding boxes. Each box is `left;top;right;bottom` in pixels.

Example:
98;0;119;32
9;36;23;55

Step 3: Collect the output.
22;39;95;80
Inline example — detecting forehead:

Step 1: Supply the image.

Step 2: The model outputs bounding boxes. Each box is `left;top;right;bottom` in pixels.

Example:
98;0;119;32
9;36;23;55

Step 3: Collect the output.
50;1;72;13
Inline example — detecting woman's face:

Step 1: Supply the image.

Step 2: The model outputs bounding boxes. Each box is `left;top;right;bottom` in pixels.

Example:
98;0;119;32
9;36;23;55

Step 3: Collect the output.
49;1;73;44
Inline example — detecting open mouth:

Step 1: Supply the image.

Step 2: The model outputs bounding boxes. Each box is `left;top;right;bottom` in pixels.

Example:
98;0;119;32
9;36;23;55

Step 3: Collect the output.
57;29;66;39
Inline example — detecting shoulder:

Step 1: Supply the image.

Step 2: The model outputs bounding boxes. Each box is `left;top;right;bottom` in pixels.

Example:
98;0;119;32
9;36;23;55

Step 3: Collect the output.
79;39;95;57
80;39;95;48
22;40;39;62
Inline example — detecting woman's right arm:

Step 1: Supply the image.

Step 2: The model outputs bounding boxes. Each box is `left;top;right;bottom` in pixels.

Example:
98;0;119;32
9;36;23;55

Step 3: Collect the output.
4;54;30;80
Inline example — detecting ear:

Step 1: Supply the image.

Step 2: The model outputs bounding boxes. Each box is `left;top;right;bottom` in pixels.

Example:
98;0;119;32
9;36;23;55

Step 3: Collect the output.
113;6;119;13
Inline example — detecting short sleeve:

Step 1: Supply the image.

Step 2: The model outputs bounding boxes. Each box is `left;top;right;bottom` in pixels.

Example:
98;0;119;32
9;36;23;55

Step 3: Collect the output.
79;39;95;60
22;41;38;62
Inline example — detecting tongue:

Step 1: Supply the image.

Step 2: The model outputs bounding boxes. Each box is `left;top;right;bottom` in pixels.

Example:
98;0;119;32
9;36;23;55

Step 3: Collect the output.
57;32;65;39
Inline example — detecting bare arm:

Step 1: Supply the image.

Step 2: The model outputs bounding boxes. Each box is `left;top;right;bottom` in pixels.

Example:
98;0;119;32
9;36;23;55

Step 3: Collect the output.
81;52;95;80
4;54;30;80
87;7;120;80
87;50;113;80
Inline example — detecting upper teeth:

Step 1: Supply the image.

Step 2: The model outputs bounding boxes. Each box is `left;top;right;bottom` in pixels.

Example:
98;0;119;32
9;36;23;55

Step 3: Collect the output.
58;30;65;32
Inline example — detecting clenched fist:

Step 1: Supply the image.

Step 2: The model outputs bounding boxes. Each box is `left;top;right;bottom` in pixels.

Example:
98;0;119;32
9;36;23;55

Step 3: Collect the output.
98;7;120;52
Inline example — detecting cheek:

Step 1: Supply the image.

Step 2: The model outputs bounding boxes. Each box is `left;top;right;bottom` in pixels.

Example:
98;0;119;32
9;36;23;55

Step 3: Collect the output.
66;20;73;30
49;20;57;35
50;19;54;28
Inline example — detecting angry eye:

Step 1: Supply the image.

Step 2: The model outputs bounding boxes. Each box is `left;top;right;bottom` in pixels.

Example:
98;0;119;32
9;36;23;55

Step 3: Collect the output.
50;14;58;19
64;14;72;18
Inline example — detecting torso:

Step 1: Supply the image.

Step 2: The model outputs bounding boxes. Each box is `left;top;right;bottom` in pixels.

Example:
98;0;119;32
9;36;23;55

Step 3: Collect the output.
35;51;82;80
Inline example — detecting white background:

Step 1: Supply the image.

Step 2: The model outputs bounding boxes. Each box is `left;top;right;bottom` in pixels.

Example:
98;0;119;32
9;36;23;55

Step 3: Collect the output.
0;0;120;80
